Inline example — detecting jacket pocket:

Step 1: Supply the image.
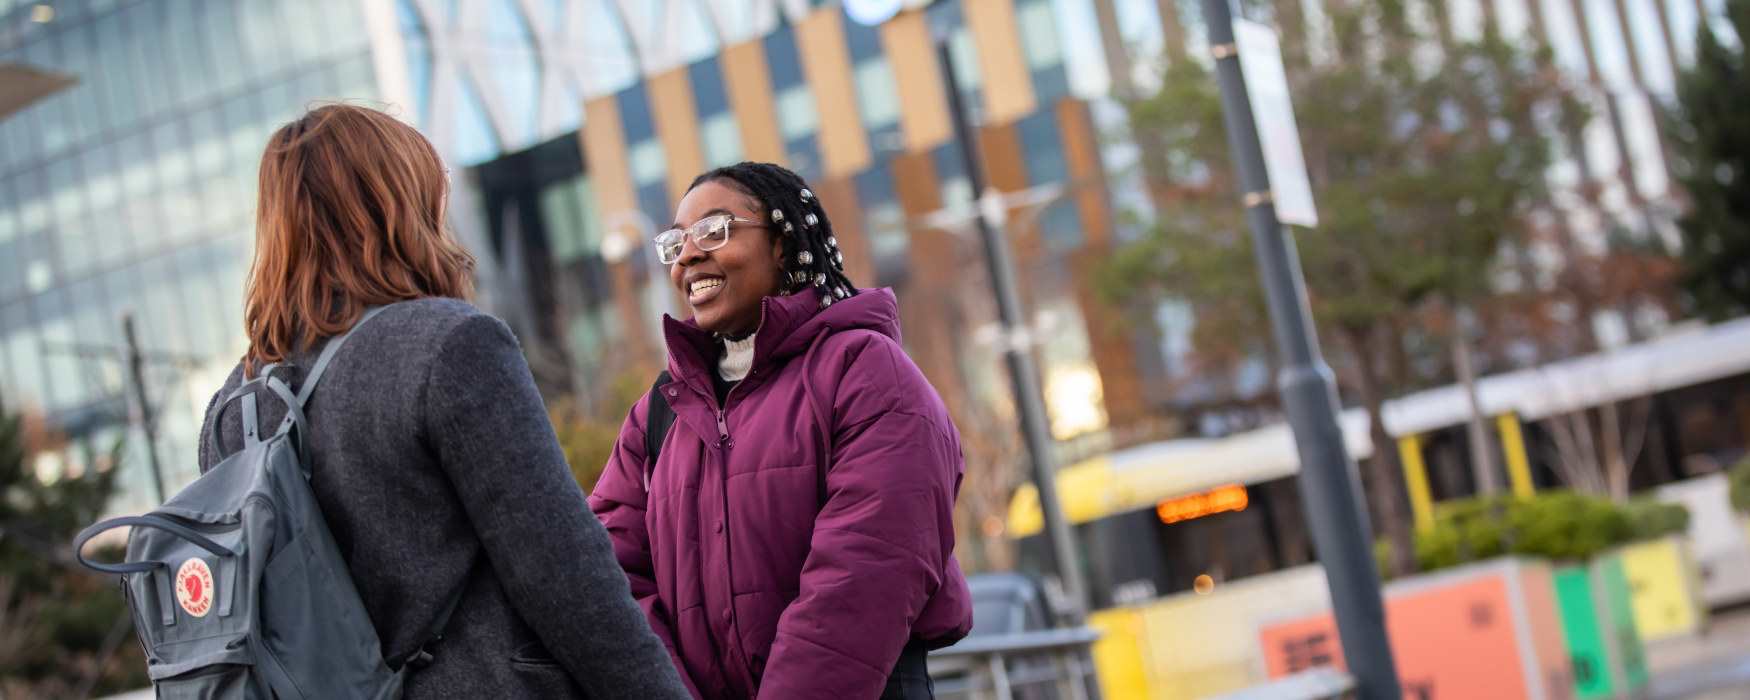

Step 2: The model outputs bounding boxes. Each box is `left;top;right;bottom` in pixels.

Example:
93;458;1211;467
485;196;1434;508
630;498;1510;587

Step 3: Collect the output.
509;642;583;697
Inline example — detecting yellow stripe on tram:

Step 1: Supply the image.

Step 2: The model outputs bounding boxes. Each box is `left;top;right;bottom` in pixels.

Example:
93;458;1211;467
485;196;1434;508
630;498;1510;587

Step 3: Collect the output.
1398;435;1436;534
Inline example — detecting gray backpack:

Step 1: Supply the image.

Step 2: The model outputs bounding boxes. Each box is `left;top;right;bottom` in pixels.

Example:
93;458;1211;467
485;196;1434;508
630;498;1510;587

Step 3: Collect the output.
74;307;453;698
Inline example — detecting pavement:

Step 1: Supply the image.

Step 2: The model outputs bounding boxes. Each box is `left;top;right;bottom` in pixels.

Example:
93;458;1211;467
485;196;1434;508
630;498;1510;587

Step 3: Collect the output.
1647;606;1750;700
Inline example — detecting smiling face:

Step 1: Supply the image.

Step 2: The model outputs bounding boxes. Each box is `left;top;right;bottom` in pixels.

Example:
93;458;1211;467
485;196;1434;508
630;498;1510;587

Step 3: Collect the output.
668;179;787;336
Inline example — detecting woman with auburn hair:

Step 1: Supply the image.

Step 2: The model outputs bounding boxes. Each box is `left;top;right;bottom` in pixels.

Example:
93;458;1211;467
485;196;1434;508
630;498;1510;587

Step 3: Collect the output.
197;104;688;698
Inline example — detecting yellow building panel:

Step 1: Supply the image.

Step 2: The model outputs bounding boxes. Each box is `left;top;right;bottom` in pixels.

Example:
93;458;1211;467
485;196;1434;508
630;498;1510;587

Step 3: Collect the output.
795;7;872;176
963;0;1038;125
720;39;787;164
581;95;637;226
647;67;707;203
879;10;952;152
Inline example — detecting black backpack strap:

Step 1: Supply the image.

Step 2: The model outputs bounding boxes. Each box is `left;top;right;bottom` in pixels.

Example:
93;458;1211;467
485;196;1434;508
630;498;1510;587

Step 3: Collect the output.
643;371;675;491
390;575;468;671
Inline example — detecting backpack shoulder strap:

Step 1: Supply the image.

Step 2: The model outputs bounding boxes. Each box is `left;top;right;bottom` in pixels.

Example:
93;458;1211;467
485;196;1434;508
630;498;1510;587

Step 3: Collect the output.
296;306;389;404
642;371;675;491
269;305;389;436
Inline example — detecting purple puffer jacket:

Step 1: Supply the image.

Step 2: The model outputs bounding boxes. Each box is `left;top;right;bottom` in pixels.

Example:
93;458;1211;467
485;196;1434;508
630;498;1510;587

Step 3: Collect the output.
589;287;973;699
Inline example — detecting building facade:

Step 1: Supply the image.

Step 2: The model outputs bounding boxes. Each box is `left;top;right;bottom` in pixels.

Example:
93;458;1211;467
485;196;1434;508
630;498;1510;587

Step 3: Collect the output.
0;0;1733;516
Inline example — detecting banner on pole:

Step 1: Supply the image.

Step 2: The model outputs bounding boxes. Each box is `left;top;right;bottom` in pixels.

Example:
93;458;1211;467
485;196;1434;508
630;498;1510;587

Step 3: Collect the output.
1234;18;1319;228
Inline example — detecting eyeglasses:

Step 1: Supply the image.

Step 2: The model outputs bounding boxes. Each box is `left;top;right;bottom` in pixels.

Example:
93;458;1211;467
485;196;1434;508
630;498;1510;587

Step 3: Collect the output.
653;213;767;264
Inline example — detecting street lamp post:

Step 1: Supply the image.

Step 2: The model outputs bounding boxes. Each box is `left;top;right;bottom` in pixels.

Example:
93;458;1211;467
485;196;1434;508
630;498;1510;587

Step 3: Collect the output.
1198;0;1401;697
932;25;1090;621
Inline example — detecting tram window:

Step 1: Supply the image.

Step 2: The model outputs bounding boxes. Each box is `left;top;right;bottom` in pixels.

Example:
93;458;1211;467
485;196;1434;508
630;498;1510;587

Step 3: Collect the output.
1015;477;1318;609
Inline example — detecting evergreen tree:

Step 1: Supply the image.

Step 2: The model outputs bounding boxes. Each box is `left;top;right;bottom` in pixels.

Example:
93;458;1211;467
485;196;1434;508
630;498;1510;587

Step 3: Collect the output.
1672;0;1750;321
0;393;146;696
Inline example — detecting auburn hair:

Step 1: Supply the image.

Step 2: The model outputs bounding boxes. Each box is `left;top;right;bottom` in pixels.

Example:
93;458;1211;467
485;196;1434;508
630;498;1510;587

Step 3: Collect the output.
243;104;474;373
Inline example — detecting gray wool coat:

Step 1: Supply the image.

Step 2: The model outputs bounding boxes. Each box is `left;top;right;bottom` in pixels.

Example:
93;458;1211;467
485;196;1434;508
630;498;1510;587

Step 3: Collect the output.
198;298;689;699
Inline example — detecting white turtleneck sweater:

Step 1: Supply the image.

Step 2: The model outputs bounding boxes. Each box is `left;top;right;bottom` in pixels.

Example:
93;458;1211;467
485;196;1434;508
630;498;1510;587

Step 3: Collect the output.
719;333;756;382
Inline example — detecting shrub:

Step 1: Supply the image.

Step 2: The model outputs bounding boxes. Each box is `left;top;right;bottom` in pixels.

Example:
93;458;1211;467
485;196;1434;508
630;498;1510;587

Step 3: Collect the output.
1730;457;1750;516
1383;490;1676;575
1623;498;1691;540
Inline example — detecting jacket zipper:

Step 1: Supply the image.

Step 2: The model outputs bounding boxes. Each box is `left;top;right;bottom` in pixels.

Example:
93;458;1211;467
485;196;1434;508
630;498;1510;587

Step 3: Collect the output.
715;370;753;449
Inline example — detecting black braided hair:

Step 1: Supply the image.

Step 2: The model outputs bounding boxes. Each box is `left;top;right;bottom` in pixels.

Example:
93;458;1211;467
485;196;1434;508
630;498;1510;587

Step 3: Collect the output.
686;162;858;309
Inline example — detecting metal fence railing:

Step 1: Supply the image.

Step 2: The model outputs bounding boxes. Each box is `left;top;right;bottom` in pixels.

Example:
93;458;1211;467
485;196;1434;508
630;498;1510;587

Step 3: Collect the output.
927;627;1103;700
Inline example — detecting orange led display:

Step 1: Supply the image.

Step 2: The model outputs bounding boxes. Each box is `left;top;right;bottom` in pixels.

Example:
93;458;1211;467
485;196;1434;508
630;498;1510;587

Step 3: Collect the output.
1156;484;1249;524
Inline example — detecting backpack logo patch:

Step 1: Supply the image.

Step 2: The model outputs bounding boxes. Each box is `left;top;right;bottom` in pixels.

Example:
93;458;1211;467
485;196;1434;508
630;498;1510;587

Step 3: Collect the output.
176;558;215;618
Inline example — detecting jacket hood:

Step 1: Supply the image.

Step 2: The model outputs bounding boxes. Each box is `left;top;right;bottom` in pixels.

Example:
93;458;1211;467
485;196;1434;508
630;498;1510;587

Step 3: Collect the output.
663;287;903;389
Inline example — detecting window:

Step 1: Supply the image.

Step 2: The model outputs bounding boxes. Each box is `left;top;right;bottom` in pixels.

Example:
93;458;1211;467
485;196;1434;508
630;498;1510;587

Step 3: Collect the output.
1665;0;1700;66
59;25;105;147
2;323;46;409
852;58;900;131
449;75;503;166
485;0;542;145
0;177;15;244
25;35;71;157
628;139;667;187
541;177;592;263
700;112;743;168
1625;0;1676;94
122;1;171;122
575;0;641;96
202;0;248;94
1448;0;1486;42
1540;0;1593;78
1618;92;1668;198
399;0;435;122
1017;0;1065;71
1583;0;1637;89
1049;0;1112;97
1494;0;1534;46
774;84;819;142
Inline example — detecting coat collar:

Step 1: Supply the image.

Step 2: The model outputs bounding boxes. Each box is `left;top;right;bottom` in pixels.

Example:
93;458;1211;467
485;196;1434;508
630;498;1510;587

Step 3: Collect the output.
662;287;902;394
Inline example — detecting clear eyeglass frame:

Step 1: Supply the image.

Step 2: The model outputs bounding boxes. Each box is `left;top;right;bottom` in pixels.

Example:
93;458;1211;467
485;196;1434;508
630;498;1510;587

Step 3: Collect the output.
653;213;767;264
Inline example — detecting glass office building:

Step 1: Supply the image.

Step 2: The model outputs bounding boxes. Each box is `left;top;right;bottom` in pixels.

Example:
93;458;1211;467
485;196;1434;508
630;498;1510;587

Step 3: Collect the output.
0;0;590;514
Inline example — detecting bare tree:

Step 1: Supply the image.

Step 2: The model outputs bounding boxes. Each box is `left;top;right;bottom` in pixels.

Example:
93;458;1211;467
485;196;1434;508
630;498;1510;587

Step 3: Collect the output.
1542;398;1655;502
1533;355;1658;502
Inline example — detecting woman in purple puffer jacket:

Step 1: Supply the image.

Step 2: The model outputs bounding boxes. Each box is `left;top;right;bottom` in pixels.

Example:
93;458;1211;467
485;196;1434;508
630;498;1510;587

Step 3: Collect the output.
588;162;973;699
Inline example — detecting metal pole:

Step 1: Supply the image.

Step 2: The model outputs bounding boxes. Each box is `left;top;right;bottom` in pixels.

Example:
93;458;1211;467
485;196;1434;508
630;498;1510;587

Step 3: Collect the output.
1196;0;1402;697
934;32;1090;620
123;314;167;504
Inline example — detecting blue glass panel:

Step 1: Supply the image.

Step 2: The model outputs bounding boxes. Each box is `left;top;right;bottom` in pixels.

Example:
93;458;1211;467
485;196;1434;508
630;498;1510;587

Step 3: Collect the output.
764;21;805;88
484;0;541;143
618;81;655;143
931;141;967;187
853;160;896;207
551;81;584;135
784;135;823;183
1017;110;1066;186
637;182;671;240
451;76;502;165
200;0;248;96
1033;64;1071;104
843;12;883;61
486;0;535;42
688;55;729;114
